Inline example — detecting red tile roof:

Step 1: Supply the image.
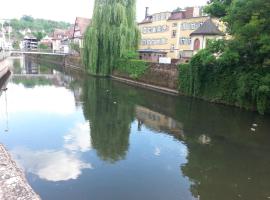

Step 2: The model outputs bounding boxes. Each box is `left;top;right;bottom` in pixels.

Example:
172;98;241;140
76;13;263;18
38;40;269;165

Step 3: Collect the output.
73;17;91;38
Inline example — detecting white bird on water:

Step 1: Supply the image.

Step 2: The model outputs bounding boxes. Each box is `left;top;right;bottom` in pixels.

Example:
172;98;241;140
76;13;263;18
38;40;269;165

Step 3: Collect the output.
252;123;258;127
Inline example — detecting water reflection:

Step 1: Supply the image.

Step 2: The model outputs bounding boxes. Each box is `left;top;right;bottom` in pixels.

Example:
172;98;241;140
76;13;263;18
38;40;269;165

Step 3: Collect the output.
1;56;270;200
136;105;185;139
82;78;134;163
64;122;92;152
11;121;92;182
12;148;92;182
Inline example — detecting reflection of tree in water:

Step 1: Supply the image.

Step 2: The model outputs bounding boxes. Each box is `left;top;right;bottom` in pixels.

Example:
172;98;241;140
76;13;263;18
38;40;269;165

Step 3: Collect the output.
176;101;270;200
82;77;135;163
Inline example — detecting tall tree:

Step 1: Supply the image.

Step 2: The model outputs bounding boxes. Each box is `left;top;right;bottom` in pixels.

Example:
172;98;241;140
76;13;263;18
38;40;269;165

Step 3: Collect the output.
83;0;139;76
205;0;270;66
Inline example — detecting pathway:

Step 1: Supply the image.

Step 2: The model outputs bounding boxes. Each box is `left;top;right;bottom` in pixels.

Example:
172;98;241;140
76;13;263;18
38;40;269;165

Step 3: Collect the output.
0;144;41;200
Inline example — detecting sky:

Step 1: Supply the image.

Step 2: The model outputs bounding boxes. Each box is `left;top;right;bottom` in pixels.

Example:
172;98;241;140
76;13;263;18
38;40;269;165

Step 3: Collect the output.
0;0;208;23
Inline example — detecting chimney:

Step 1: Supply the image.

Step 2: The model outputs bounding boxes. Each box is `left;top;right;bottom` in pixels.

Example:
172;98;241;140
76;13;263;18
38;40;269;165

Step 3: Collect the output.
145;7;149;19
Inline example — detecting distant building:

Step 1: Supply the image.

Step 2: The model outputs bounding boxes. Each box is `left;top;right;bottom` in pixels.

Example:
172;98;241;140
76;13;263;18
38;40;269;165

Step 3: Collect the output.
40;35;53;49
138;7;225;62
23;35;38;51
190;19;225;54
0;32;5;51
52;29;69;53
72;17;91;48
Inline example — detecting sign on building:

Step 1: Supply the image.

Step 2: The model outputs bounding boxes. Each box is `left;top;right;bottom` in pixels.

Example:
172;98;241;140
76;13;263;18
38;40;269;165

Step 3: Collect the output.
159;57;171;64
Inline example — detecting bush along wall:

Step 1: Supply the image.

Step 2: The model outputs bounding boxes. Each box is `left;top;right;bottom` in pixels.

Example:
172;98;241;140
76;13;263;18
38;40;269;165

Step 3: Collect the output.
115;59;149;79
178;40;270;114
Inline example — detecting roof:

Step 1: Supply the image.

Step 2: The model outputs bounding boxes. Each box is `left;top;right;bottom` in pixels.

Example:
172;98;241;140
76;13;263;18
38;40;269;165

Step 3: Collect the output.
52;29;68;40
168;7;194;20
190;19;225;36
74;17;91;36
139;7;200;24
138;16;152;24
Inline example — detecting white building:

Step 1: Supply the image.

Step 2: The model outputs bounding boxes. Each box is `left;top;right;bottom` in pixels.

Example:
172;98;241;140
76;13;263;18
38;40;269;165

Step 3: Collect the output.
190;19;225;54
73;17;91;48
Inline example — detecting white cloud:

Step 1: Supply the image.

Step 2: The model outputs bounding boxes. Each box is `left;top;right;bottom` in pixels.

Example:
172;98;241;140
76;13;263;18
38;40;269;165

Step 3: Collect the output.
11;148;92;182
64;122;92;152
10;121;93;182
0;83;76;115
154;147;161;156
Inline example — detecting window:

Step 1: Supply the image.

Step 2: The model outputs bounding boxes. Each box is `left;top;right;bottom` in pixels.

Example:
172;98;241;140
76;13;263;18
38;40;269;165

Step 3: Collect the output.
172;30;177;38
179;37;191;45
162;25;167;31
142;27;147;34
172;23;177;27
141;38;167;45
170;44;175;52
181;22;204;30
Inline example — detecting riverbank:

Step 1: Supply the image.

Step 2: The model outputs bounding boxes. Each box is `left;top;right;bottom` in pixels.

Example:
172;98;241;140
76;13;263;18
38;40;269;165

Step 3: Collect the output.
0;52;11;79
0;144;40;200
24;54;269;114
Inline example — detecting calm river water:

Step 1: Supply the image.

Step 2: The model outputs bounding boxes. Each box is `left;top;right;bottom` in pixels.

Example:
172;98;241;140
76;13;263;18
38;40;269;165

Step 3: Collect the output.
0;56;270;200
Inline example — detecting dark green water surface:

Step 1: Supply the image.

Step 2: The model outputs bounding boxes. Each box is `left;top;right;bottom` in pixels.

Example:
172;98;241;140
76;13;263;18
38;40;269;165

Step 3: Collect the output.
0;56;270;200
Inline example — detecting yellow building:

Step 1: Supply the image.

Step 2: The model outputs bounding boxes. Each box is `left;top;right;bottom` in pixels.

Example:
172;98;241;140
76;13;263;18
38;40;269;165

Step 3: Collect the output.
138;7;225;62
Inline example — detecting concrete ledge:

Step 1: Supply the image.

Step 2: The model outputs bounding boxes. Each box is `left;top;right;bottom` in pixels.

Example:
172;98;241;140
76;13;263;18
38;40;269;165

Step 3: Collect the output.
0;144;41;200
111;75;179;95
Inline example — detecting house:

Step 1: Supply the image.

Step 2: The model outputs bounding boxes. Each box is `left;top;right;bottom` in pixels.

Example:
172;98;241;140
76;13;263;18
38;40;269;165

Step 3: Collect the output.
190;19;225;54
72;17;91;48
23;35;38;51
52;29;69;53
40;35;53;49
138;7;225;62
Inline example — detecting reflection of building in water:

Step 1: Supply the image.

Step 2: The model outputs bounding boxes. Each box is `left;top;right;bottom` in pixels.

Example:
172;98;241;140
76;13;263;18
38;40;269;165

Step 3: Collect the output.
24;56;39;74
136;105;184;139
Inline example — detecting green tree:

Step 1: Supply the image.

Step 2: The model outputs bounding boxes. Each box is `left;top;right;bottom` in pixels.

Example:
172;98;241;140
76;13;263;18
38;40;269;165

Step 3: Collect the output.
33;32;45;41
83;0;139;76
179;0;270;114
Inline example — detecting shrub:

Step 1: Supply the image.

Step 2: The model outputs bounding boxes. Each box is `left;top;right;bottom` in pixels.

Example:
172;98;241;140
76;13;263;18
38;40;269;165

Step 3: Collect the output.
115;59;148;79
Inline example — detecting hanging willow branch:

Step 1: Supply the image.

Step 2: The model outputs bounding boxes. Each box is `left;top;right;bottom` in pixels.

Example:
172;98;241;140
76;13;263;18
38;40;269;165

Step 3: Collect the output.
83;0;139;76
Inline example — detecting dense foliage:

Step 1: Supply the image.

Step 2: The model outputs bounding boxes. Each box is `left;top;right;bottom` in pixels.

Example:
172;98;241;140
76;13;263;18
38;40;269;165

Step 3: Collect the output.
9;15;70;34
83;0;139;76
179;0;270;114
7;15;70;43
115;58;148;79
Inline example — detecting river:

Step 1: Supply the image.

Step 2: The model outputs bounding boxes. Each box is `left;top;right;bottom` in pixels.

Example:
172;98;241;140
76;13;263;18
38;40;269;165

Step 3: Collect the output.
0;56;270;200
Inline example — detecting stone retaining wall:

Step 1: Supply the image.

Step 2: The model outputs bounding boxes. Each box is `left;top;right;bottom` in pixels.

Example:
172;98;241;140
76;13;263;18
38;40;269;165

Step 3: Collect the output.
0;144;41;200
113;63;179;90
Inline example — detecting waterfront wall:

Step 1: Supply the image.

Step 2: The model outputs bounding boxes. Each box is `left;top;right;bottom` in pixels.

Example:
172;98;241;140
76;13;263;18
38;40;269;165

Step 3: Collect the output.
26;54;65;65
113;63;179;90
26;54;85;71
27;54;178;91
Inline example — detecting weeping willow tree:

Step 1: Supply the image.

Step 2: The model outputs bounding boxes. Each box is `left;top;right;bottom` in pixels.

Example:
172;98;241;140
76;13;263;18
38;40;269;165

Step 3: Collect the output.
83;0;139;76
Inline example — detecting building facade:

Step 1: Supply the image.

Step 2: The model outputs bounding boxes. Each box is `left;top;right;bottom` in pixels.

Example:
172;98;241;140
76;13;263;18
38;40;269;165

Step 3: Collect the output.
72;17;91;48
23;35;38;51
138;7;225;62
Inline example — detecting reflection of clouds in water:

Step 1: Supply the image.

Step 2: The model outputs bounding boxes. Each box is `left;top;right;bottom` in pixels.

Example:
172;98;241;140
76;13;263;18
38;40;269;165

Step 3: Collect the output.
154;147;161;156
64;122;91;152
4;84;76;115
11;148;92;182
11;122;92;182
